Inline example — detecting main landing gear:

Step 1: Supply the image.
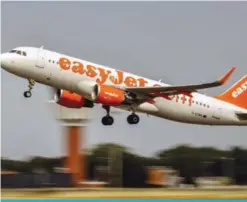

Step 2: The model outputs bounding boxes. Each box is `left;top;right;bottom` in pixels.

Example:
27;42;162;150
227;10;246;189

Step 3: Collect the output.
23;79;35;98
101;105;140;126
127;113;140;125
101;105;114;126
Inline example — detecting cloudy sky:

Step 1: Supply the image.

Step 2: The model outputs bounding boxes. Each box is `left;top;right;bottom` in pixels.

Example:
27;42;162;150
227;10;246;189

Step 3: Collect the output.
1;1;247;160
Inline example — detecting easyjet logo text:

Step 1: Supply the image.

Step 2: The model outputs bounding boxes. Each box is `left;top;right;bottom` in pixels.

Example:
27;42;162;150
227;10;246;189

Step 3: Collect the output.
104;92;119;98
59;57;152;87
232;81;247;98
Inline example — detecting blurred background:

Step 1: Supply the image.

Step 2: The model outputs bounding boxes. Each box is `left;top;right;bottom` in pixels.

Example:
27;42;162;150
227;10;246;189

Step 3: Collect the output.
1;1;247;192
2;143;247;188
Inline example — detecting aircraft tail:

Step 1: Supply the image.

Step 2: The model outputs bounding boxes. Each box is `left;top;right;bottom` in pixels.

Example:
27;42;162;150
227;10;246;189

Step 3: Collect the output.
214;75;247;110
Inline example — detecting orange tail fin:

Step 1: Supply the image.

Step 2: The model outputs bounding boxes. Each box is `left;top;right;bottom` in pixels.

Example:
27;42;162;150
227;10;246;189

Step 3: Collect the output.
215;75;247;109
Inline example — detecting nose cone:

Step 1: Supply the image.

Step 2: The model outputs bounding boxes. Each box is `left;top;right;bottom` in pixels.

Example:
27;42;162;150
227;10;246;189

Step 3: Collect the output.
1;53;11;71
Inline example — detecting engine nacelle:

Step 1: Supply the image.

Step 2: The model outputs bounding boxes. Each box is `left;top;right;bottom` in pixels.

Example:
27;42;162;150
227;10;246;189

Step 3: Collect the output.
54;89;94;108
76;80;98;101
75;80;136;106
93;84;135;106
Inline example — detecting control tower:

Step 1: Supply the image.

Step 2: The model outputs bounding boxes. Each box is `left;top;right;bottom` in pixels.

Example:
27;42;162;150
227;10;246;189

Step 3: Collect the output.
50;103;93;187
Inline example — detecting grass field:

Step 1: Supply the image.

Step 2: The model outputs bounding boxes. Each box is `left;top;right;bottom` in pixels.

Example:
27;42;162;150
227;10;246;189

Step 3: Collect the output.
2;188;247;199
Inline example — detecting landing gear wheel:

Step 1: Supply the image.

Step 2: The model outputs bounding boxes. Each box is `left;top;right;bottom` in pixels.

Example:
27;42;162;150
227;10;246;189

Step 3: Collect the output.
102;105;114;126
127;114;140;125
23;91;32;98
102;116;114;126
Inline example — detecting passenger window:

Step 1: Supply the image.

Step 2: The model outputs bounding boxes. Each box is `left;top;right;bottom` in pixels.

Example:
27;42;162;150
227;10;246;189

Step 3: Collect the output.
23;52;27;56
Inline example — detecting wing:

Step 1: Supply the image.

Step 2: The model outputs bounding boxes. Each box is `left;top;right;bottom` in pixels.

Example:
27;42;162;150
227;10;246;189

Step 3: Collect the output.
125;67;236;96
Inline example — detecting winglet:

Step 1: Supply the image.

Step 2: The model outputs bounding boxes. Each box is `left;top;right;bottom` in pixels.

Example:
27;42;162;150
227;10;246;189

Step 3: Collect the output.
219;67;236;84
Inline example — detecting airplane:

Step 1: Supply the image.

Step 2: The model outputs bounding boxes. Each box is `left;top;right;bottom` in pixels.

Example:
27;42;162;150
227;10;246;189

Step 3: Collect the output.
1;46;247;126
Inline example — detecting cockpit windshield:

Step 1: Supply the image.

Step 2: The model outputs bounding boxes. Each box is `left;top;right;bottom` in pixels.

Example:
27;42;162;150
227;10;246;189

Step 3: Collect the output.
9;49;27;56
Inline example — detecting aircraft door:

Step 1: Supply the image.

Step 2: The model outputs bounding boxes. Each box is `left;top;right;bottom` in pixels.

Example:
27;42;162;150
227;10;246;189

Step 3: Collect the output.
35;47;46;68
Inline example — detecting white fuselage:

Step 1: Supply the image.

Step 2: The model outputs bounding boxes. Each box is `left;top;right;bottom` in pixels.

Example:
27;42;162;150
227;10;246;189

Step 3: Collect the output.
1;47;247;126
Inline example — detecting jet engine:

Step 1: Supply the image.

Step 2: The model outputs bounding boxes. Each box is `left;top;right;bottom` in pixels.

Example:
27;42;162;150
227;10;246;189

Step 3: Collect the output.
54;89;94;108
75;80;137;106
93;84;136;106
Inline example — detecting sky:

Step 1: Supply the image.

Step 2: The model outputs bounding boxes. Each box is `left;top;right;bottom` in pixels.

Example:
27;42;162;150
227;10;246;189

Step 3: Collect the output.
1;1;247;160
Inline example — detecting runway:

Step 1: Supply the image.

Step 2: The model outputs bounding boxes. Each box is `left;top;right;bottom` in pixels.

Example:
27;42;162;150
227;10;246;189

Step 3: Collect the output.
2;188;247;199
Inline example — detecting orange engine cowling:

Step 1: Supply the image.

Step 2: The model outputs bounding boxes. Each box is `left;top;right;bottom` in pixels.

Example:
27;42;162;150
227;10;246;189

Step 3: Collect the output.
54;89;94;108
94;85;128;106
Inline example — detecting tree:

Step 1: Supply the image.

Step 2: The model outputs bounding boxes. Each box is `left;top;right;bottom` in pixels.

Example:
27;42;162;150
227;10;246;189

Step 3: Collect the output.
2;143;247;186
156;144;232;184
231;147;247;184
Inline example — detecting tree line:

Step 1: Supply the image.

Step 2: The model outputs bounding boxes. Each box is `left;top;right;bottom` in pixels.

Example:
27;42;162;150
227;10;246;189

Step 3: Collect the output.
1;144;247;187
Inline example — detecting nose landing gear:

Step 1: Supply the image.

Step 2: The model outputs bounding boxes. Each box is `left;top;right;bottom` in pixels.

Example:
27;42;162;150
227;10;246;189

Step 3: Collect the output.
23;79;35;98
23;91;32;98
